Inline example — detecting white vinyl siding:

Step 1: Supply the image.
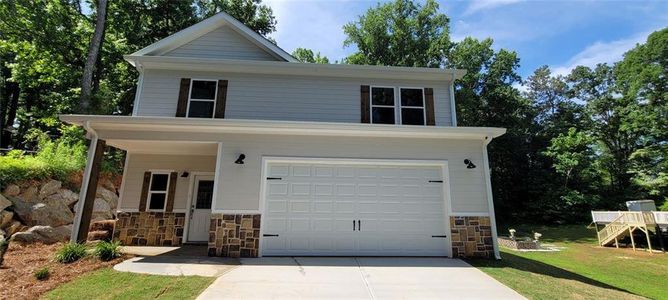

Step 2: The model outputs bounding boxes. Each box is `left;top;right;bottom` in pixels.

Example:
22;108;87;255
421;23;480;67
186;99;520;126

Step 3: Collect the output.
136;69;453;126
113;132;487;214
120;154;216;211
164;25;278;61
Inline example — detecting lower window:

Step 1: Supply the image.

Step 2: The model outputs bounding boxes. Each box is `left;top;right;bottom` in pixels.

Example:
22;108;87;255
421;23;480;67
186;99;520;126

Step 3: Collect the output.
148;173;170;211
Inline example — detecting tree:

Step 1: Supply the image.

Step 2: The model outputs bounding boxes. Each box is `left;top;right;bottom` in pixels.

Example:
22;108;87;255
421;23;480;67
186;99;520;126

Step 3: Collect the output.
80;0;109;114
195;0;276;36
343;0;450;67
291;48;330;64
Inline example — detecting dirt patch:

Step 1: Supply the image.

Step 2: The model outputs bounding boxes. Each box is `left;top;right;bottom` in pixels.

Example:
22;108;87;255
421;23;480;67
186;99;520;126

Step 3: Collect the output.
0;242;126;300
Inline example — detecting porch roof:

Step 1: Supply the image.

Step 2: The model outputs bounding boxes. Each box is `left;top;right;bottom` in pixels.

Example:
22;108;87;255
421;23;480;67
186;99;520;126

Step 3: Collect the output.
59;115;506;151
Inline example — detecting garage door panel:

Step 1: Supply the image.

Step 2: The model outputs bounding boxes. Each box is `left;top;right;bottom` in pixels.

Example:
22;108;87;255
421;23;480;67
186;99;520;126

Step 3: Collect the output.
263;161;449;257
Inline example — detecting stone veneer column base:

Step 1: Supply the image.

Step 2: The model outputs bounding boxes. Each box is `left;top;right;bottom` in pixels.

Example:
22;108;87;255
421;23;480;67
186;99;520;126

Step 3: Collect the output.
113;212;185;246
450;216;494;258
208;213;261;258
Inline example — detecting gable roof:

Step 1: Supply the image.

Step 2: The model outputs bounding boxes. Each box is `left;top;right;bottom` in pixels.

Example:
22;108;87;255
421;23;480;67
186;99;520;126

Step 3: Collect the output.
130;11;297;62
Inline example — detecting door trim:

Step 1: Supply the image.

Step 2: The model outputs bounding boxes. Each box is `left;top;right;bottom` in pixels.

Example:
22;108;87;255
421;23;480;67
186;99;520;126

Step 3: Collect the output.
258;156;454;257
183;172;215;243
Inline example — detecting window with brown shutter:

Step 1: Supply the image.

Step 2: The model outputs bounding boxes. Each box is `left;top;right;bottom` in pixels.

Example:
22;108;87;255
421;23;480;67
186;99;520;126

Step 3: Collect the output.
424;88;436;126
214;80;228;118
140;171;175;212
138;171;151;211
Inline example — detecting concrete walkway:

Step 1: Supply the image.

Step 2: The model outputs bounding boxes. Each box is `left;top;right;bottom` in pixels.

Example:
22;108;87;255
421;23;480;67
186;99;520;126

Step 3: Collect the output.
114;245;239;277
197;257;525;300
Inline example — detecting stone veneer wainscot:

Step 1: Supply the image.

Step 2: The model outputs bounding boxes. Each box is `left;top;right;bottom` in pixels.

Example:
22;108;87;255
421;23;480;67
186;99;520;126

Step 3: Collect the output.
208;213;261;257
113;212;185;246
450;216;494;258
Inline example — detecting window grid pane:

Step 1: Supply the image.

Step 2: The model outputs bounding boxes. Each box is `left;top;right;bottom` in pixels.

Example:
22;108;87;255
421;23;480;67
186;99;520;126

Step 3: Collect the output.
190;80;217;100
371;87;395;106
401;108;425;125
195;180;214;209
372;107;396;124
400;88;424;107
150;174;169;191
188;100;215;118
149;193;166;210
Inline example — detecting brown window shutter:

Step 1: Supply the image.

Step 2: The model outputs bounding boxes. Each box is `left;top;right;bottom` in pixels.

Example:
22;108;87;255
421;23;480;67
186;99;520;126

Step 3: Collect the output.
176;78;191;117
214;80;228;118
165;172;178;212
138;172;151;211
424;88;436;126
361;85;370;123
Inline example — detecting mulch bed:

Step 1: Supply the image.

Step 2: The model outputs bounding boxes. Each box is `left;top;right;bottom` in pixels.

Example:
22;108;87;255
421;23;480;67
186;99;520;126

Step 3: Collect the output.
0;242;126;300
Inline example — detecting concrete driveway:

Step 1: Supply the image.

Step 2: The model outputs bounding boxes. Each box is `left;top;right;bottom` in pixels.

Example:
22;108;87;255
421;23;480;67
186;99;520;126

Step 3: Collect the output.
197;257;524;300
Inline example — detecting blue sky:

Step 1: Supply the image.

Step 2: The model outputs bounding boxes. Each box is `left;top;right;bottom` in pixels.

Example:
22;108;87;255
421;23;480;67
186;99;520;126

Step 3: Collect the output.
263;0;668;78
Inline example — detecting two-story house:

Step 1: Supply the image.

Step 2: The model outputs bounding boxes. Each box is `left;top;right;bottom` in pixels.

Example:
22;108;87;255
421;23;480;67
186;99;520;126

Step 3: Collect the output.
62;12;505;259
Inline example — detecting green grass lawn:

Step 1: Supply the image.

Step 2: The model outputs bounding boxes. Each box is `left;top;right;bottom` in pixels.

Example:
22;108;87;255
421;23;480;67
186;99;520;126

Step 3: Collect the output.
42;268;215;300
468;225;668;300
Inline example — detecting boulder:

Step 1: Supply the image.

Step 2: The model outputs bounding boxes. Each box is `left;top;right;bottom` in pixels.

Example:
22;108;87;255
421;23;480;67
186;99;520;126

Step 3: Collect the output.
99;178;117;194
18;186;39;203
93;197;111;212
46;189;79;208
9;196;74;227
3;184;20;197
39;180;62;199
5;221;26;236
0;194;11;211
0;210;13;229
96;187;118;210
11;225;72;245
87;230;111;241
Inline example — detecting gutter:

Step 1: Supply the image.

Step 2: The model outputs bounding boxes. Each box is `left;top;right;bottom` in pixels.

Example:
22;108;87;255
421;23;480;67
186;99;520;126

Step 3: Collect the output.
449;69;458;127
482;135;502;260
70;121;99;243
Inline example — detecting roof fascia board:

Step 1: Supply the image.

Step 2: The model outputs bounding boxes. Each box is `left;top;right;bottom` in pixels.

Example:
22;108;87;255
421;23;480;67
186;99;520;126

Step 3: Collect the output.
59;115;505;140
124;55;466;81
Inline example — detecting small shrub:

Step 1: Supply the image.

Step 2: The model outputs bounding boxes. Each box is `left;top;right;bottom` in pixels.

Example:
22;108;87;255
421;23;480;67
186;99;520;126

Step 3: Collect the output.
95;241;121;261
55;243;87;264
34;267;50;280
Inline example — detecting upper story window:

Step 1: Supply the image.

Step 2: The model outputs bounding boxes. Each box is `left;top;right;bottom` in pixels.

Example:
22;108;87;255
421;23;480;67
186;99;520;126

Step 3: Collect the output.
370;87;425;125
187;80;218;118
148;172;170;211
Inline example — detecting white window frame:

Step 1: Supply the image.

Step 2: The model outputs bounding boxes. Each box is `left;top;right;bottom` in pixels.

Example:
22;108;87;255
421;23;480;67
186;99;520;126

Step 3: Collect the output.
186;79;218;118
369;86;426;125
147;171;172;212
369;86;398;125
398;87;426;126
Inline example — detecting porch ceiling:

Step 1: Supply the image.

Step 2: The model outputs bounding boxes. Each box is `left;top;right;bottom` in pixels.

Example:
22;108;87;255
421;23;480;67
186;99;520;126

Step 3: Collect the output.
107;140;218;155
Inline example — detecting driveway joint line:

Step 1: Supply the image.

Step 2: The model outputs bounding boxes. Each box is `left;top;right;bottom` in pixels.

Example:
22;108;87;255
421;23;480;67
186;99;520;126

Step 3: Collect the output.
354;257;376;300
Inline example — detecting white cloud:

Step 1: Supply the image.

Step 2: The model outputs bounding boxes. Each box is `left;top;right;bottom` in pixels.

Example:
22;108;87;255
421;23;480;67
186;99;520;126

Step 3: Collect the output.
463;0;523;16
551;32;648;76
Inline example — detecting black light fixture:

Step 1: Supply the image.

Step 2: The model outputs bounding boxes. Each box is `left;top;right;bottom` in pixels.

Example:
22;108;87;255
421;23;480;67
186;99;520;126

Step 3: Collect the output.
234;154;246;165
464;159;476;169
180;171;189;178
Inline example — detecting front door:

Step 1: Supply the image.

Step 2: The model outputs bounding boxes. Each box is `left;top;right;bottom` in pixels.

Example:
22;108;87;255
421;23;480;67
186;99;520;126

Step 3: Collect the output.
187;175;214;242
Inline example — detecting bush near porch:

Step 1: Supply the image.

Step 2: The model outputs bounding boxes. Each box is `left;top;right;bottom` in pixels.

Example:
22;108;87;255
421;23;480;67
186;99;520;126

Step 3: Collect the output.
468;225;668;300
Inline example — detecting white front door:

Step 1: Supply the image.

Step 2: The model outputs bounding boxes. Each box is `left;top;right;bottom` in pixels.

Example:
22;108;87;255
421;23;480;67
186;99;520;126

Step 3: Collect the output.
187;175;214;242
262;161;450;256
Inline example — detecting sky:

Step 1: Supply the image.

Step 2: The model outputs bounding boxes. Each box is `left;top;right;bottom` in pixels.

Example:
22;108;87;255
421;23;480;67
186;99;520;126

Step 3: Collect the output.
263;0;668;78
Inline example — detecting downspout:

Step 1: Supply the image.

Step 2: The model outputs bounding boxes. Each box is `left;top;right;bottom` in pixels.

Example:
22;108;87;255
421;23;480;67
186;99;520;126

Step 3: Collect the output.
449;70;458;127
482;135;501;259
131;64;144;116
70;121;99;243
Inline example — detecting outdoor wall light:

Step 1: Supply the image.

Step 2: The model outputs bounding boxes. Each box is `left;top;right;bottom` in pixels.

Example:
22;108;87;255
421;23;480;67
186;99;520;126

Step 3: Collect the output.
234;154;246;165
180;171;189;178
464;159;477;169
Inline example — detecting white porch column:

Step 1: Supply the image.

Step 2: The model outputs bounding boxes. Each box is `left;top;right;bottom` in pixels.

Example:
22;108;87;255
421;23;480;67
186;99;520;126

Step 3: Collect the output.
482;136;501;259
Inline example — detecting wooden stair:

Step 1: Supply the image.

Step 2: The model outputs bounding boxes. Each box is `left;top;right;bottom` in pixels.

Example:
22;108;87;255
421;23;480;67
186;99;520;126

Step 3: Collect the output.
596;212;657;252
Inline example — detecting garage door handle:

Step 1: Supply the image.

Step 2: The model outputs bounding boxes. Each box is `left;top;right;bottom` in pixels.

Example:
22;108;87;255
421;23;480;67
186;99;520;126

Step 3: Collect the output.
353;220;356;231
431;235;448;238
263;234;279;237
358;220;361;231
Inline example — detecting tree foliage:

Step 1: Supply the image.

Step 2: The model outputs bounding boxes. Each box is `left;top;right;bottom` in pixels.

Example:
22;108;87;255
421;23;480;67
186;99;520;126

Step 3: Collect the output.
291;48;330;64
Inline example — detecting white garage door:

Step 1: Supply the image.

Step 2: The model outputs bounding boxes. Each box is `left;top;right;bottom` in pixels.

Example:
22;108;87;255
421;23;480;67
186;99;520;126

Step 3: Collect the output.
261;160;450;256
